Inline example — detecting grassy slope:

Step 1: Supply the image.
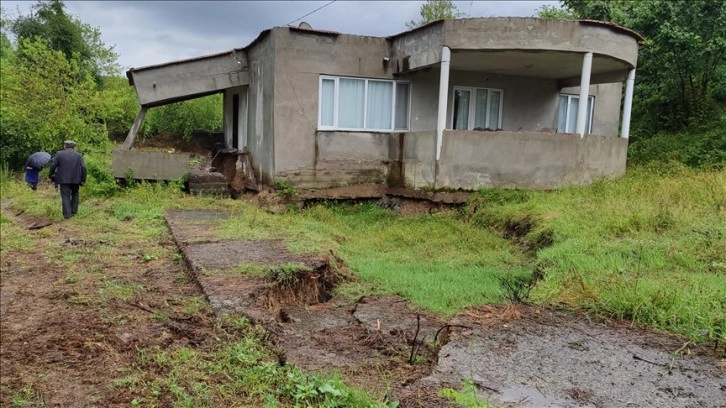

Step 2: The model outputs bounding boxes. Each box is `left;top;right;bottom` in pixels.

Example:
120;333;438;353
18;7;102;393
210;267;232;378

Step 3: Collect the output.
468;164;725;342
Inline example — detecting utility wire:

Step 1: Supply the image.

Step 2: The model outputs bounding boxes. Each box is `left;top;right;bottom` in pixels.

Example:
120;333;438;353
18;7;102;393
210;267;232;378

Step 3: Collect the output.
284;0;337;26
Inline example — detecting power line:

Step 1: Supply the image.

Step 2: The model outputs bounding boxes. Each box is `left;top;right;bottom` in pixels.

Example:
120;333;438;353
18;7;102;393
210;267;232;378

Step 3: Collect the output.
284;0;337;26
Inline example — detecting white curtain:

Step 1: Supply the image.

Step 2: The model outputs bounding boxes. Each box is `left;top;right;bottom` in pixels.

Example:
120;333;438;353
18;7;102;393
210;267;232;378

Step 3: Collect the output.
557;94;568;132
453;89;470;130
567;97;579;133
366;80;393;130
474;89;488;129
488;90;501;129
320;79;335;126
339;78;365;128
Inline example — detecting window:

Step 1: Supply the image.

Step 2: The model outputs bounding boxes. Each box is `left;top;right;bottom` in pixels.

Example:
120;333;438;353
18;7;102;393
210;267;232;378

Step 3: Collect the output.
557;94;594;134
319;76;410;131
452;86;503;130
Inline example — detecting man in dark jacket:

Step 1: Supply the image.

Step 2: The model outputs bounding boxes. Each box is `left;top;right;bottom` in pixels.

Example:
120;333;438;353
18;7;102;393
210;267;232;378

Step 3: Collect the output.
49;140;87;219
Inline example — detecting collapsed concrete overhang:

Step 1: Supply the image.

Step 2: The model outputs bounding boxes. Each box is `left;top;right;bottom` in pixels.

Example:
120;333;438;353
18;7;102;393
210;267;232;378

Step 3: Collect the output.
126;48;249;108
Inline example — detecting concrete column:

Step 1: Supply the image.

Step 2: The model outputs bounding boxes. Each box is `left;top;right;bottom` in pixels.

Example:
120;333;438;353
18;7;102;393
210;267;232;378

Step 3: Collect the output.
436;46;451;161
223;90;233;149
620;69;636;139
576;52;593;137
120;106;148;150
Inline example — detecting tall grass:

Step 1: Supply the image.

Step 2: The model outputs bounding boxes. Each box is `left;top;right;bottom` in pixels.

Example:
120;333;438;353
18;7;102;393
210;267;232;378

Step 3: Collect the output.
468;163;726;342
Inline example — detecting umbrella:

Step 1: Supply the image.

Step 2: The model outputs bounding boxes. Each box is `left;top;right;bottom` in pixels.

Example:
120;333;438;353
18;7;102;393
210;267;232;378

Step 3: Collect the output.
27;152;51;168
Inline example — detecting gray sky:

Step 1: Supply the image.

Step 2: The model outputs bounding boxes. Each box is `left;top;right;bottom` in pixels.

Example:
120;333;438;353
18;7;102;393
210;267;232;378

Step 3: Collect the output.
2;1;557;71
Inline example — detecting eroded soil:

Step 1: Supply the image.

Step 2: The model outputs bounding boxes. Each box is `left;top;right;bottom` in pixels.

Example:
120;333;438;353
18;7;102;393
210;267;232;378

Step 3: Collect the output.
2;206;724;407
1;208;221;406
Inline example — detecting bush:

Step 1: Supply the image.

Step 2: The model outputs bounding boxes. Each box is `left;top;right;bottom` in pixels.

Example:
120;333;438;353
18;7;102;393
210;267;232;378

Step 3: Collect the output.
83;153;119;198
629;112;726;169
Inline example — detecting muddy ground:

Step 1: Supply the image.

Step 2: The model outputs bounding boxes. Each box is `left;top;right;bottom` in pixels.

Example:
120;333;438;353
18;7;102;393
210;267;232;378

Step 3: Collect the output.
167;209;725;408
2;204;724;407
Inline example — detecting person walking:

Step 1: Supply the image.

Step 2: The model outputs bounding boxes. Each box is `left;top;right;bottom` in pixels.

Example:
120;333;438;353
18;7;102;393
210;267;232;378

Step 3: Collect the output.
24;164;40;190
49;140;87;219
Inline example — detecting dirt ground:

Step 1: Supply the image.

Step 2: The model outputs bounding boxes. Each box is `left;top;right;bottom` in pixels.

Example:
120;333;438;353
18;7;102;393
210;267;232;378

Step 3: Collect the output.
2;205;725;407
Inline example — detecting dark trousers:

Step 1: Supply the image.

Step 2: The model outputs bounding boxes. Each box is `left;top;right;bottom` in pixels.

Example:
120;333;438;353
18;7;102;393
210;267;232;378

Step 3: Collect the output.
59;184;80;219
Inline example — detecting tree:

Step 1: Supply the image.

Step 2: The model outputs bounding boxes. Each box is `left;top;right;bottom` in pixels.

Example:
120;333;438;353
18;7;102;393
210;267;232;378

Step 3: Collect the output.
539;0;726;134
7;0;119;83
143;95;224;141
534;5;576;20
0;37;112;168
406;0;464;29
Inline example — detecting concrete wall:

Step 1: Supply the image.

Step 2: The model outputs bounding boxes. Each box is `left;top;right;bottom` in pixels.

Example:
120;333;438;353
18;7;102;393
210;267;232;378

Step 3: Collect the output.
271;28;391;187
390;18;639;72
112;150;190;180
430;130;627;190
444;19;638;66
277;131;392;188
389;23;445;73
129;50;248;107
246;33;276;184
401;131;437;189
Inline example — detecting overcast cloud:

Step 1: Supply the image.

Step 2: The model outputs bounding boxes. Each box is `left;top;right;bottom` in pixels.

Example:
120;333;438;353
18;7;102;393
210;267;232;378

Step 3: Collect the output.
2;1;557;72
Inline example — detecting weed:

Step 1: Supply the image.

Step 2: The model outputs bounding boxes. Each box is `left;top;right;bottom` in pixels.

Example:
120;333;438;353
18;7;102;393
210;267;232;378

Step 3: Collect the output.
438;379;490;408
274;179;298;200
9;382;44;407
497;270;540;303
268;263;312;286
97;277;145;302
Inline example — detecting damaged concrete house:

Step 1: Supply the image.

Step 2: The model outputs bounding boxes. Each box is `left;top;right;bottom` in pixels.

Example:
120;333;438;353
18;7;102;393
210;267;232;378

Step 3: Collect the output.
115;17;642;197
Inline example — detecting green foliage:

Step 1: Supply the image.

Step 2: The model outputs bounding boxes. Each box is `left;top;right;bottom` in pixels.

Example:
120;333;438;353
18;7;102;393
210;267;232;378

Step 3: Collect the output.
628;113;726;169
219;201;528;315
534;4;577;19
274;179;299;200
143;95;223;141
84;153;120;198
269;263;312;285
558;0;726;135
438;380;490;408
126;324;393;407
468;165;726;343
6;0;119;81
0;1;128;170
0;37;113;168
9;382;44;407
406;0;465;29
99;76;139;137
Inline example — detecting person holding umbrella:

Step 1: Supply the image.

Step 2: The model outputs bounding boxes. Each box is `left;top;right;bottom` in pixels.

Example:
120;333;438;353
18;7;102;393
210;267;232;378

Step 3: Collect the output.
24;151;51;190
49;140;87;219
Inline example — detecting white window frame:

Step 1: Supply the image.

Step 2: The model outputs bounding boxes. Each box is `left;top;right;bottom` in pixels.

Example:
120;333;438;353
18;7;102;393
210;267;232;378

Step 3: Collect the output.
318;75;411;132
558;94;595;134
450;86;504;130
